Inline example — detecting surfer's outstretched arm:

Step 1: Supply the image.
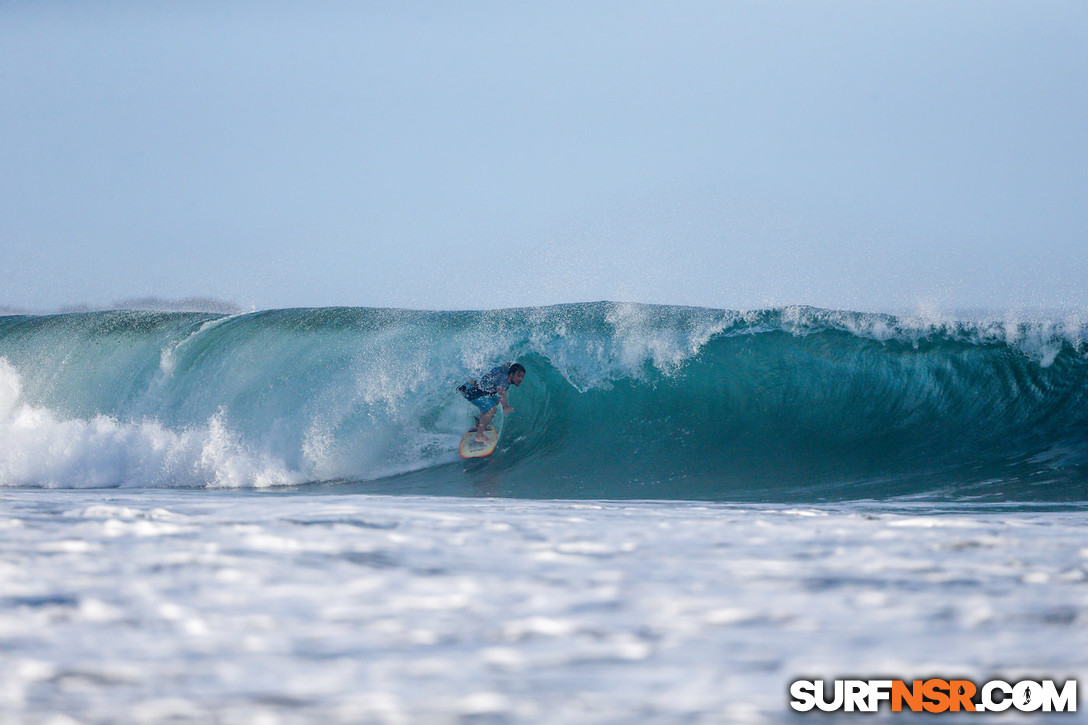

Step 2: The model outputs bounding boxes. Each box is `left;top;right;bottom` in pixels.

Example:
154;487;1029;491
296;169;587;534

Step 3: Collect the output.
499;387;513;414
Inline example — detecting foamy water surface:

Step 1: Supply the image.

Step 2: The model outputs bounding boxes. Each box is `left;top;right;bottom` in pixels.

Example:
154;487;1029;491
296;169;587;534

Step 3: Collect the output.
1;490;1084;723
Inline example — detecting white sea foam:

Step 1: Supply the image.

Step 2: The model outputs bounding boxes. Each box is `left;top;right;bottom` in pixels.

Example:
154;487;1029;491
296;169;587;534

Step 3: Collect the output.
0;358;301;489
757;304;1088;366
0;491;1083;724
525;302;736;391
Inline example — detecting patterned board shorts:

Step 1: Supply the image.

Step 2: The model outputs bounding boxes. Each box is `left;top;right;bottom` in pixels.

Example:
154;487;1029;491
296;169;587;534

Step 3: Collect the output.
469;395;498;413
459;384;498;413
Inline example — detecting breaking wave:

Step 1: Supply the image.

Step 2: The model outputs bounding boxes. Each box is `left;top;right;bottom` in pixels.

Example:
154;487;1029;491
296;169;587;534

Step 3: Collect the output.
1;303;1086;501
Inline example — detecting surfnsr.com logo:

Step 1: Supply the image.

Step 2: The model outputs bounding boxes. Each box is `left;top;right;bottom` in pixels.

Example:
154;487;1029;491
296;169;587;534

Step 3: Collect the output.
789;679;1077;713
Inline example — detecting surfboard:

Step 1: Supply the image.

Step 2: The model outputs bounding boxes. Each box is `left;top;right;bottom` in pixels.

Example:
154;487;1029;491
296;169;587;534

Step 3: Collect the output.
459;424;499;458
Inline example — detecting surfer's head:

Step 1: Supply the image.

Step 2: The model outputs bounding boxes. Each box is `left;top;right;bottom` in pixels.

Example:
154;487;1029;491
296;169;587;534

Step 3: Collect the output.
508;363;526;386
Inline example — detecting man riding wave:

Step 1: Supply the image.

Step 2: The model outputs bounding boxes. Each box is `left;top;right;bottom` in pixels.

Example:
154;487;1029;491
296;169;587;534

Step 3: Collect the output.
458;362;526;444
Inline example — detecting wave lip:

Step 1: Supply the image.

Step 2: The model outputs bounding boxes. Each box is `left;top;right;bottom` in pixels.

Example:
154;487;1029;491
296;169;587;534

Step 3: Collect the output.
1;303;1086;501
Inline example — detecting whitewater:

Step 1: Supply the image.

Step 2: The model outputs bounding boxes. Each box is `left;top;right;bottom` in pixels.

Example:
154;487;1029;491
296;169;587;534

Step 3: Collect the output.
2;302;1086;723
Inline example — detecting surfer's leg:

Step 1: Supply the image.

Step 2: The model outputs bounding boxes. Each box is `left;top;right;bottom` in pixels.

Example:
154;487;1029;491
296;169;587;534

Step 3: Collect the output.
474;400;498;442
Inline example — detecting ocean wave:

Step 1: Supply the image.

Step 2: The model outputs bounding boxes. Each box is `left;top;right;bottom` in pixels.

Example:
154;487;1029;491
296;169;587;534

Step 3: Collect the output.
1;303;1086;500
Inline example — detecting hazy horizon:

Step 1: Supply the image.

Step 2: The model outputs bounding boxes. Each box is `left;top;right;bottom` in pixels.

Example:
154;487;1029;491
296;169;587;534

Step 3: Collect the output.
3;1;1086;314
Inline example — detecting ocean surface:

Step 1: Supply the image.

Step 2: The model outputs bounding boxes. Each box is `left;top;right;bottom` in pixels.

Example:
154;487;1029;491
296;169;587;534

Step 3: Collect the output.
1;302;1085;723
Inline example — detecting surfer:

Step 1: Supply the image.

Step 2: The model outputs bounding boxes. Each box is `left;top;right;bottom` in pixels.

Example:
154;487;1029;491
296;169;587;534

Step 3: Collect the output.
458;362;526;443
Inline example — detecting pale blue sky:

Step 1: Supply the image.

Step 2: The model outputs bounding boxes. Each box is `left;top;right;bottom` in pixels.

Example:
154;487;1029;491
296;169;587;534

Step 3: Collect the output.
2;1;1086;313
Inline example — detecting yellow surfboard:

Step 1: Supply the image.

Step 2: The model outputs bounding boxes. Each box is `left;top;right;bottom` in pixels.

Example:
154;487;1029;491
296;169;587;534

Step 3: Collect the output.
459;424;499;459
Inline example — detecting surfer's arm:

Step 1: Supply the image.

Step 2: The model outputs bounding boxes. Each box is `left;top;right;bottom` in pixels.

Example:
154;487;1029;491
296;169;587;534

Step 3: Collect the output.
498;387;513;413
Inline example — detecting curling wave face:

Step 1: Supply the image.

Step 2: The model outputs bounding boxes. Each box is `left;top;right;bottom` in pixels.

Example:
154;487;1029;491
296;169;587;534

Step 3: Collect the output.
1;303;1086;501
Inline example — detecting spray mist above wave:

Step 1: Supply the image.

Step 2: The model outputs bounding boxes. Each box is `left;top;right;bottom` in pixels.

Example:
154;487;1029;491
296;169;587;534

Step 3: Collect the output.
2;296;246;316
0;303;1086;499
